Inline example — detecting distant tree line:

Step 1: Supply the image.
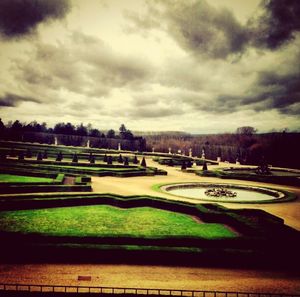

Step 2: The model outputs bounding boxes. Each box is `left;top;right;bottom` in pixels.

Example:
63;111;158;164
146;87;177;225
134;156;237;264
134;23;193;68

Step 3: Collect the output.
145;126;300;169
0;119;146;151
0;119;137;140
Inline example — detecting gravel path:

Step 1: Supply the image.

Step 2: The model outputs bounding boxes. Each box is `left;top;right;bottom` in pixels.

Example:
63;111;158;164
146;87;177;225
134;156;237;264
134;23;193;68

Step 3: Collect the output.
0;264;299;294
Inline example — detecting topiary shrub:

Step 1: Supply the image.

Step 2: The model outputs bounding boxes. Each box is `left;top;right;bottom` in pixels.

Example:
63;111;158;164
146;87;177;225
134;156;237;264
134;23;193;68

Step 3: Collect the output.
169;159;174;166
141;157;147;167
118;154;123;163
124;157;129;166
37;152;43;161
181;161;187;170
202;161;208;171
133;155;139;164
103;154;108;162
56;151;63;162
43;150;48;159
90;155;95;164
107;156;113;165
72;153;78;163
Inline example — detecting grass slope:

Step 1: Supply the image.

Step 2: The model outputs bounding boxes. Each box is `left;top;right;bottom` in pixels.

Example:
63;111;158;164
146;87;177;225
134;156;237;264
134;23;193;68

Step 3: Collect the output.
0;205;236;239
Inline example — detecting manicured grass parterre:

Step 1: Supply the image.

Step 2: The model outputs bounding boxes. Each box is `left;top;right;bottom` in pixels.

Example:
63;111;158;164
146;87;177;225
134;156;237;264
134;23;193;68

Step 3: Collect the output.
0;193;299;267
0;205;236;239
0;174;54;184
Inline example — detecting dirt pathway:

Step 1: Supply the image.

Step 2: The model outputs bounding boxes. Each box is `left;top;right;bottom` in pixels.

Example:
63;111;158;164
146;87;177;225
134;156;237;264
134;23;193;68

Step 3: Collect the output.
0;264;299;294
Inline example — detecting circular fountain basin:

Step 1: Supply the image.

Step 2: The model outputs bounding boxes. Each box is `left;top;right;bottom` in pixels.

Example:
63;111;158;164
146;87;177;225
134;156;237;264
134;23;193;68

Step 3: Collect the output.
162;183;286;203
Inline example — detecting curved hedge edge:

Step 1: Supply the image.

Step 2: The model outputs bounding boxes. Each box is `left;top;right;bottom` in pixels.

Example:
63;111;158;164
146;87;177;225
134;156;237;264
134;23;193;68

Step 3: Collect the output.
196;169;300;187
1;192;299;256
151;182;298;204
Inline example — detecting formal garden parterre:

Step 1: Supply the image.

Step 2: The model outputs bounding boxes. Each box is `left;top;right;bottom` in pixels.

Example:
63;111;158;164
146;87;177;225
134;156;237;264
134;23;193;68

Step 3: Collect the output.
0;141;299;270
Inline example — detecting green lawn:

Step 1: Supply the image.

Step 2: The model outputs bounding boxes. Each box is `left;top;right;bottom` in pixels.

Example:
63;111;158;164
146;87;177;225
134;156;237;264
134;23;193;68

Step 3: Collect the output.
0;174;53;183
0;205;237;239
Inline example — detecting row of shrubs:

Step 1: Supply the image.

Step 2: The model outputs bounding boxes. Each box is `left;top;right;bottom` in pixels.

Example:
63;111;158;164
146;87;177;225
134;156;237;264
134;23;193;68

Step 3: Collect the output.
1;148;143;165
0;158;166;178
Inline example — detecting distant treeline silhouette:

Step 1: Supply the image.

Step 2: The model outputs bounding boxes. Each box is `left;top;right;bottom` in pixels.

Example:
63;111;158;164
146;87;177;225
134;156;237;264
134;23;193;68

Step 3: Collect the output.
0;119;146;151
0;120;299;168
144;127;300;169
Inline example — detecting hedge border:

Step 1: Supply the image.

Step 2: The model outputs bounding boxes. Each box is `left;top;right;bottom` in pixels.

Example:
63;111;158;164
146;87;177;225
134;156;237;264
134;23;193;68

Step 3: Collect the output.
0;192;299;268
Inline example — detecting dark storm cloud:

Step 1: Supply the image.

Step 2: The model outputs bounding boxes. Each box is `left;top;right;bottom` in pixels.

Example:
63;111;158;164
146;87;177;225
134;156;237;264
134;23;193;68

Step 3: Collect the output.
0;0;71;39
165;1;248;59
249;0;300;50
253;71;300;113
126;0;300;59
207;71;300;115
0;92;41;107
125;0;248;59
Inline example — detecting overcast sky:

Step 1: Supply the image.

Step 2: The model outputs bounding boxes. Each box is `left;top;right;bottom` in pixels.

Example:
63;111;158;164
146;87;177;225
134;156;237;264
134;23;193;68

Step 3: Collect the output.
0;0;299;133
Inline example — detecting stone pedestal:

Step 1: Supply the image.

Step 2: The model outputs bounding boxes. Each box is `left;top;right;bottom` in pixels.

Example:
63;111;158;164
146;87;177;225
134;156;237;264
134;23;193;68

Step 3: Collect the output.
189;148;192;157
118;143;121;151
168;147;172;154
87;140;90;148
152;147;155;153
54;137;58;146
217;157;221;162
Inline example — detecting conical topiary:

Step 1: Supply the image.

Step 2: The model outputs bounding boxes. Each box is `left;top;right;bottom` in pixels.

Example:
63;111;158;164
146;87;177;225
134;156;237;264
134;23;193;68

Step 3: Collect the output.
118;154;123;163
37;152;43;161
56;151;63;162
133;155;139;164
141;157;146;167
103;154;108;162
72;153;78;163
107;155;113;165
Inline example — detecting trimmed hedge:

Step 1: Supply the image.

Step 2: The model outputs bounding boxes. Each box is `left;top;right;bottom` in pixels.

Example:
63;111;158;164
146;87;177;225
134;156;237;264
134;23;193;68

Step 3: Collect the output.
0;159;167;177
196;168;300;187
0;193;299;268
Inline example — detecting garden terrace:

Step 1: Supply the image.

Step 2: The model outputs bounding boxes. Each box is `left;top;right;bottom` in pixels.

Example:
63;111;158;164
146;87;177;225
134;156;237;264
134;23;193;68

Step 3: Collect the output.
0;158;166;178
0;193;298;268
196;167;300;187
